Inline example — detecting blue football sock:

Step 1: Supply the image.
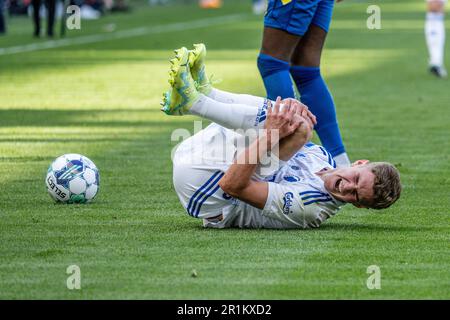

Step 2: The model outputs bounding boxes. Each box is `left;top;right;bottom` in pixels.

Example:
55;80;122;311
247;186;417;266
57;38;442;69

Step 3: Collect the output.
290;65;345;157
257;53;295;101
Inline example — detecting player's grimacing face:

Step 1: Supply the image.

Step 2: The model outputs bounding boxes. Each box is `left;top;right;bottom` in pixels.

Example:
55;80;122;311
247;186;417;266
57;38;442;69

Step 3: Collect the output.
322;160;375;208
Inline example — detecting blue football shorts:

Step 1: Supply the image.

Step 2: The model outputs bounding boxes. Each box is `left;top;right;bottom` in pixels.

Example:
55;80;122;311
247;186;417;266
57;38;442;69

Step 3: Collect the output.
264;0;335;36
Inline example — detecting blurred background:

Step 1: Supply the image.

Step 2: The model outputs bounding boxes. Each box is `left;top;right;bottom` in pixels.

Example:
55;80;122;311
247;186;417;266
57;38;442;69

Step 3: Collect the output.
0;0;267;40
0;0;449;299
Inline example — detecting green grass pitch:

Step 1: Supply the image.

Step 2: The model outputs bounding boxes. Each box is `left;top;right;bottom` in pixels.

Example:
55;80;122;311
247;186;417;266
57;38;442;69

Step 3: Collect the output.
0;0;449;299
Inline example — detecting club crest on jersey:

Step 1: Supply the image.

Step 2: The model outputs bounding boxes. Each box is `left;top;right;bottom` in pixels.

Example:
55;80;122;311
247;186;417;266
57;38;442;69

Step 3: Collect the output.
55;160;84;184
282;192;294;215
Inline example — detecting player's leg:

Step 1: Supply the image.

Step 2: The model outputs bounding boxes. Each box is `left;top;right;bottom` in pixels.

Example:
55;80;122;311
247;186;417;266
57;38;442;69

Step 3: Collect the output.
161;47;268;131
189;94;268;131
257;0;310;100
425;0;447;78
189;43;266;107
32;0;41;37
257;0;325;101
207;88;266;107
258;27;299;100
0;0;5;35
289;0;350;167
46;0;56;37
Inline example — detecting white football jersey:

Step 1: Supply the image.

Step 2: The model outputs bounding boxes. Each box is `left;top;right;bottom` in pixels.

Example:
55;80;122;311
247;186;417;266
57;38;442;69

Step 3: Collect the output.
203;142;346;229
173;124;346;229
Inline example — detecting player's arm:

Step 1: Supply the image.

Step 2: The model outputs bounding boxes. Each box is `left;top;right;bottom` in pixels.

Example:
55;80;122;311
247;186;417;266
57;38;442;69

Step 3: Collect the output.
278;98;315;161
219;97;301;209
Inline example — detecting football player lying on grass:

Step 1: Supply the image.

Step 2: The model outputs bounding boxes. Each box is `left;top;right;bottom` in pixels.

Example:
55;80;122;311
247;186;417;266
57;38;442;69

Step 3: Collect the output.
160;44;402;229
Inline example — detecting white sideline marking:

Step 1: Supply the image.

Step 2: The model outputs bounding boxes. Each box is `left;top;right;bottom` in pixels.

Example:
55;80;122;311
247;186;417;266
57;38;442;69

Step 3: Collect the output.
0;14;247;56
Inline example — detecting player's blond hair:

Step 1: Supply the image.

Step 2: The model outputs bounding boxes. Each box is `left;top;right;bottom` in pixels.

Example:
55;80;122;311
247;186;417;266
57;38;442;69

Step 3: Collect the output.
367;162;402;210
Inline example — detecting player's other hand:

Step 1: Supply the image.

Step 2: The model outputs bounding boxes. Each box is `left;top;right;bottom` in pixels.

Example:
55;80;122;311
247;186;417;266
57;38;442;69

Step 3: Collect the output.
281;98;317;127
296;113;314;142
265;97;301;140
281;98;314;142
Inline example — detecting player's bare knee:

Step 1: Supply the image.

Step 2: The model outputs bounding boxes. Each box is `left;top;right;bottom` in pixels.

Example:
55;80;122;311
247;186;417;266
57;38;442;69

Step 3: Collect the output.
260;45;294;62
291;25;326;66
260;27;299;61
291;41;323;66
291;53;321;67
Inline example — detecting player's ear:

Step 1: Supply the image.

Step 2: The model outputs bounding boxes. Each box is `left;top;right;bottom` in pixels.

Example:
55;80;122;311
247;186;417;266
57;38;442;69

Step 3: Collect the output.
351;159;370;167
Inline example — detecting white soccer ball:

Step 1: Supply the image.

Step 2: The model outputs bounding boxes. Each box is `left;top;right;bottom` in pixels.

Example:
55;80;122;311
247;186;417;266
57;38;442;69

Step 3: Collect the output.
45;154;100;203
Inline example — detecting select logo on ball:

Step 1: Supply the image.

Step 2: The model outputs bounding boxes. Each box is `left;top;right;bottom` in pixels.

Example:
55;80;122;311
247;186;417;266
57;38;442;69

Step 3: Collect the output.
46;175;68;200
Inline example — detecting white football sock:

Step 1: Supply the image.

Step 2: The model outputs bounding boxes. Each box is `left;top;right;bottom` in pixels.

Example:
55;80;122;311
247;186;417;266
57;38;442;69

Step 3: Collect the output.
189;94;267;131
333;152;351;167
207;88;266;107
425;12;446;67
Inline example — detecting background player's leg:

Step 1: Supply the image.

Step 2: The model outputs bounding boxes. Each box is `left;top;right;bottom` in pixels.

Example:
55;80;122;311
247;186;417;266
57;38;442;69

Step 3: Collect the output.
425;0;447;77
0;0;5;35
257;27;299;100
290;23;350;167
46;0;56;37
32;0;41;37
